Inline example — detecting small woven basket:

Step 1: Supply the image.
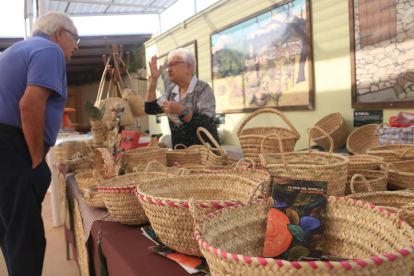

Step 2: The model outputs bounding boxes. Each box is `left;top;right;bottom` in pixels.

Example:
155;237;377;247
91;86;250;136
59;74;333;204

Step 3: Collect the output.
197;127;228;166
347;154;384;171
237;108;300;169
367;138;414;162
136;174;265;256
311;113;348;150
260;127;349;196
166;144;202;167
346;124;380;155
345;171;388;195
62;141;83;160
82;185;105;208
75;169;105;193
380;161;414;190
97;171;169;225
123;147;167;171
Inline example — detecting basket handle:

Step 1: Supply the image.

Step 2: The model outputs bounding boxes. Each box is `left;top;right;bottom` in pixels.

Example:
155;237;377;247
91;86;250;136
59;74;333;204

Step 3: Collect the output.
236;158;256;169
396;202;414;228
350;174;373;194
93;170;105;185
308;126;334;154
188;197;206;236
385;138;401;145
219;160;230;166
145;160;167;174
237;108;300;139
260;134;287;169
176;168;191;176
401;148;414;158
374;123;389;135
174;144;188;150
196;127;226;156
248;181;265;201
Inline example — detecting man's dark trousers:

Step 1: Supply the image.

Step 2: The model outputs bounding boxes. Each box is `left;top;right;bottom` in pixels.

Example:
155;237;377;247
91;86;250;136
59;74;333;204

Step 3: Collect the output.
0;131;51;276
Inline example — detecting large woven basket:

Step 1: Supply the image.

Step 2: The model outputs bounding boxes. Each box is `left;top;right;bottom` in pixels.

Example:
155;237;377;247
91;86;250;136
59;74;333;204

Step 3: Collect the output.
75;169;105;193
237;108;300;169
381;161;414;190
197;127;228;166
311;113;348;150
192;197;414;276
73;200;90;276
97;171;169;225
136;174;265;256
367;138;414;162
82;185;105;208
166;144;202;167
346;124;380;155
348;154;384;171
260;127;349;196
346;171;388;195
123;147;167;171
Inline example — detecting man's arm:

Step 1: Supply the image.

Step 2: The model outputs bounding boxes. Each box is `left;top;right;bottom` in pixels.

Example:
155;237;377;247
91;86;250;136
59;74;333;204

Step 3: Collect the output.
19;85;52;168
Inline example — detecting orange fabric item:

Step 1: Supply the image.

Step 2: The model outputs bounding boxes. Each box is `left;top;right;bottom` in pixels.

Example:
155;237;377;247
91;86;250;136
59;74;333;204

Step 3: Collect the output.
63;108;76;131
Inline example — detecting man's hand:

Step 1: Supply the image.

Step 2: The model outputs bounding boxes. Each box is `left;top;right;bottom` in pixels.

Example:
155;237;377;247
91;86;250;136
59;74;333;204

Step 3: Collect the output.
160;101;184;115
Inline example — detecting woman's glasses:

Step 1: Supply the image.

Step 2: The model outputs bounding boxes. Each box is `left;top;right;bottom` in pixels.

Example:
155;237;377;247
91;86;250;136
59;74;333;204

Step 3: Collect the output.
166;61;187;69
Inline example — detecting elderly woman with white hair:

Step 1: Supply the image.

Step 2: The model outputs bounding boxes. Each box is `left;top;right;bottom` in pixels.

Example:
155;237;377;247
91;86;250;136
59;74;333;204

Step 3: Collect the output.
145;48;220;148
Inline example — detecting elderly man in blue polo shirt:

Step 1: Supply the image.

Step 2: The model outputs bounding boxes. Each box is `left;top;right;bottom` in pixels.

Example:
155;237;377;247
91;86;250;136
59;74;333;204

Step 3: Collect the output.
0;12;78;275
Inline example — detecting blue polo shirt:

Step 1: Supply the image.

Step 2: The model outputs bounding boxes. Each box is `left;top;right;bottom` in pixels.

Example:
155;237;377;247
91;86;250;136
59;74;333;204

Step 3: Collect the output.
0;34;67;146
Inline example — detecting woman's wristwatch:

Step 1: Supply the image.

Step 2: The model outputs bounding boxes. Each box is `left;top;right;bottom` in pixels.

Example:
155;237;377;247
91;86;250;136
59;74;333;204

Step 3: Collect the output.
179;108;189;119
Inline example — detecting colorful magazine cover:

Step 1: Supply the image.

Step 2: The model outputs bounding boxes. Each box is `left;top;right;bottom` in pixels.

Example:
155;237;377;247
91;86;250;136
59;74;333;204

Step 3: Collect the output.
262;178;328;261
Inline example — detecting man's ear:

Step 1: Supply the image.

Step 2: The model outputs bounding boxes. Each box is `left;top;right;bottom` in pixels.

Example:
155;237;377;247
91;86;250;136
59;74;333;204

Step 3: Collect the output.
188;63;194;74
55;26;66;42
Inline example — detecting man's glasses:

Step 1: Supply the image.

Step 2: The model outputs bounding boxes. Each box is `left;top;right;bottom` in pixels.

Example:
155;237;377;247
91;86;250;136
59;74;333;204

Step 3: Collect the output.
166;61;187;69
65;29;80;45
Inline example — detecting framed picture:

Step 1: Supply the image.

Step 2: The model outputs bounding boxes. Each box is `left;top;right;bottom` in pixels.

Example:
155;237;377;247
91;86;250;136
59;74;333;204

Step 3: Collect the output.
210;0;314;113
350;0;414;108
156;40;198;98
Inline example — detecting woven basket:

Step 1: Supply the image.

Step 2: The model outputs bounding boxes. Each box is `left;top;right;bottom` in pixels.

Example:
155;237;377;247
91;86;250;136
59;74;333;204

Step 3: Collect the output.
123;147;167;171
346;124;380;155
136;174;265;256
73;200;90;276
367;138;414;162
93;148;119;178
348;154;384;171
97;171;169;225
143;160;191;176
82;185;105;208
65;157;93;172
58;173;70;228
166;144;202;167
55;146;64;163
237;108;300;169
345;171;388;195
75;169;105;193
191;197;414;276
381;161;414;190
197;127;228;166
62;141;83;160
260;127;349;196
311;113;348;150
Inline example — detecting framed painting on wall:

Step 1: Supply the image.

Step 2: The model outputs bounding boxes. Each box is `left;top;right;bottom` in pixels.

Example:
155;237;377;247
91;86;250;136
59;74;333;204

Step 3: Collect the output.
350;0;414;108
156;40;198;98
210;0;314;113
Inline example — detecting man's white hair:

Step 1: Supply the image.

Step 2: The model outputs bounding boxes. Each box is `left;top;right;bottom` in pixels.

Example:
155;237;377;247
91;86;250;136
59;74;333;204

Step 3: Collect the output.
168;48;197;76
32;12;76;36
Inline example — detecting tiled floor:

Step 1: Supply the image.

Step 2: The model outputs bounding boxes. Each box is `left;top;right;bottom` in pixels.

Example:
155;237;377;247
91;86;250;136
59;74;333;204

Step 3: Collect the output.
0;192;79;276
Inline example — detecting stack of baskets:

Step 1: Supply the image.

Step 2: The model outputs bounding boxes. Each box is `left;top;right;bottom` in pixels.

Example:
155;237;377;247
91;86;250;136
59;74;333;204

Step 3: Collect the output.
311;113;348;150
346;124;380;155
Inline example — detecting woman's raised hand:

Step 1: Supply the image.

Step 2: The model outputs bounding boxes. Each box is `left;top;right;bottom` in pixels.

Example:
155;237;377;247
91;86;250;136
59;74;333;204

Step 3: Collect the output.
149;55;162;80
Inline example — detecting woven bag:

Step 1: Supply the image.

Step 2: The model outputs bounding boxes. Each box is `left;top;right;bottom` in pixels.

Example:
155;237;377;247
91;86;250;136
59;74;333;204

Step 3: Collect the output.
348;154;384;171
136;174;265;256
166;144;202;167
96;171;169;225
311;113;348;150
75;169;106;193
367;138;414;162
191;197;414;276
237;108;300;169
380;161;414;190
345;171;388;195
346;124;380;155
82;185;105;208
260;126;349;196
197;127;228;166
123;147;167;171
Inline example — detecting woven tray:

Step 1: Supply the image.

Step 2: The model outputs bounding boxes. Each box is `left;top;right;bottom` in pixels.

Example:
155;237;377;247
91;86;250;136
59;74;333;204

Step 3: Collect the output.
367;138;414;162
346;171;388;195
346;124;380;155
347;154;384;171
380;160;414;190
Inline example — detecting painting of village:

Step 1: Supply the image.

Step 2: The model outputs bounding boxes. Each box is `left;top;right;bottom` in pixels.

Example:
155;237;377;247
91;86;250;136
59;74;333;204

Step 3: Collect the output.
211;0;313;113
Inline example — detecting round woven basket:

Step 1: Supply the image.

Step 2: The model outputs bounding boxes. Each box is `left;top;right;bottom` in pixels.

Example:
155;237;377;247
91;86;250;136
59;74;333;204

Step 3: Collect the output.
346;124;380;155
260;127;349;196
345;171;388;195
348;154;384;171
123;147;167;171
54;145;65;163
166;144;202;167
311;113;348;150
75;169;105;193
82;184;105;208
136;174;265;256
62;141;83;160
191;197;414;276
97;171;169;225
367;138;414;162
237;108;300;169
73;200;90;276
197;127;229;166
380;161;414;190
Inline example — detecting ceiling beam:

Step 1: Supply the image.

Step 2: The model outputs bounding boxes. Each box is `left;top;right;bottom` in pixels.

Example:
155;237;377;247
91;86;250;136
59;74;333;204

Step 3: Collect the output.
67;11;159;16
50;0;165;10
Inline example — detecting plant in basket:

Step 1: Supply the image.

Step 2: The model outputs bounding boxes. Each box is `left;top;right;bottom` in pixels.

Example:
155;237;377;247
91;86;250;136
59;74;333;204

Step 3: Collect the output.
84;100;105;127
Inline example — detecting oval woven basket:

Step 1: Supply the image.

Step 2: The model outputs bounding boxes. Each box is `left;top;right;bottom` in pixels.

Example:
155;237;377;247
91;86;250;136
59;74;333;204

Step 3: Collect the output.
75;169;106;193
347;154;384;171
191;197;414;276
367;138;414;162
136;174;265;256
97;171;169;225
82;184;105;208
123;147;167;171
311;113;348;150
346;124;380;155
380;161;414;190
260;127;349;196
166;144;202;167
237;108;300;169
197;127;228;166
345;171;388;195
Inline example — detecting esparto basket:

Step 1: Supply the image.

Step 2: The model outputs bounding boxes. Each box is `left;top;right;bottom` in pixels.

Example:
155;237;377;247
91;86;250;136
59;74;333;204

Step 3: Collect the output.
346;124;380;155
197;127;228;166
345;170;388;195
54;145;64;163
380;161;414;190
237;108;300;169
166;144;202;167
65;157;93;173
136;174;265;256
143;160;191;176
311;113;348;150
260;127;349;196
62;141;83;160
347;154;384;171
75;169;105;193
191;197;414;276
58;173;70;228
367;138;414;162
93;148;119;179
82;184;105;208
96;171;169;225
73;200;90;276
123;147;167;171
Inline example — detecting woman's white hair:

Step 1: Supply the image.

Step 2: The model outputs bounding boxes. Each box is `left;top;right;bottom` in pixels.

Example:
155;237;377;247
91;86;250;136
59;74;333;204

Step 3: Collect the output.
168;48;196;76
32;12;76;36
